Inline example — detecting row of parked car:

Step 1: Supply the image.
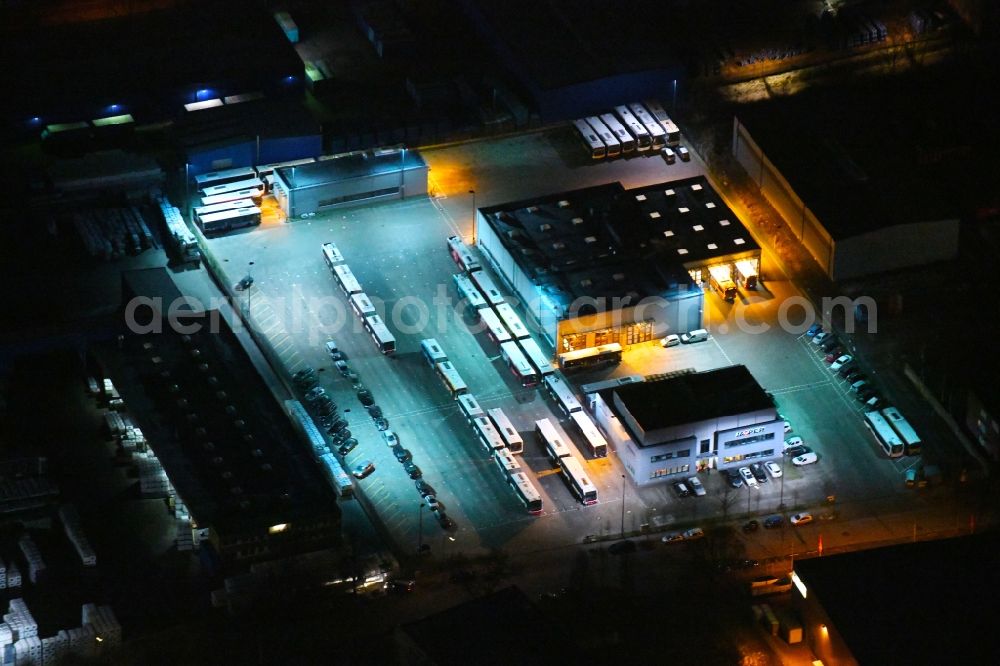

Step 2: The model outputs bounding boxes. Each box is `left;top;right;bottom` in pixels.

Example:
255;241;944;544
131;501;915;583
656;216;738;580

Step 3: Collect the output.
807;323;883;410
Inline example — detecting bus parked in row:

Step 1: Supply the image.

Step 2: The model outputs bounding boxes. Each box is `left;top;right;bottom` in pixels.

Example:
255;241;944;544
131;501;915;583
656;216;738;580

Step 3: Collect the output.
558;455;599;505
472;416;506;453
614;105;651;151
453;273;488;315
499;341;539;387
628;102;666;149
488;407;524;454
362;313;395;354
435;361;468;398
457;393;485;423
544;373;583;416
708;264;738;302
863;410;904;458
332;264;363;296
194;167;257;191
536;418;572;461
322;242;345;268
518;338;555;377
494;303;530;340
557;343;623;372
350;292;377;320
734;260;758;290
508;472;543;515
420;338;448;367
571;411;609;458
471;270;505;307
600;113;636;154
584;116;621;157
642;99;681;147
447;235;481;274
572;118;606;159
479;307;513;346
882;406;921;456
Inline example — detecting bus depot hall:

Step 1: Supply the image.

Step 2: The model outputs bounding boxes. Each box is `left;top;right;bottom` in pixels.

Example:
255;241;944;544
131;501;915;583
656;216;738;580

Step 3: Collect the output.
474;176;761;354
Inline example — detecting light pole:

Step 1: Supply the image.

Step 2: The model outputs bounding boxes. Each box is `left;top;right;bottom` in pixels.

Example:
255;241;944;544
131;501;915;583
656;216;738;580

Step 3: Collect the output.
469;189;477;245
620;474;627;539
779;464;786;510
417;503;425;555
246;261;255;318
400;146;406;199
747;484;752;518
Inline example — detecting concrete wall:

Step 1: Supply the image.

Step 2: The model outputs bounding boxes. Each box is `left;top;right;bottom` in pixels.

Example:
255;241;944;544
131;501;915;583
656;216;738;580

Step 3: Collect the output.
283;166;428;217
832;218;959;281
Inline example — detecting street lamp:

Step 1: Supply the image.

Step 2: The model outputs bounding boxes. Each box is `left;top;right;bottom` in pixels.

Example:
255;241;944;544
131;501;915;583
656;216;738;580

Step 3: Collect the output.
469;189;477;245
778;463;786;510
620;474;627;539
417;503;425;555
246;261;255;319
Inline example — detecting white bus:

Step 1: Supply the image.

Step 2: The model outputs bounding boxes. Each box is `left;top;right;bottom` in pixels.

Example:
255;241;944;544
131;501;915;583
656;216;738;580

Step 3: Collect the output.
494;303;530;340
479;307;512;346
447;235;481;274
453;273;488;314
200;188;264;208
488;407;524;454
734;259;759;290
544;373;583;416
614;105;651;152
882;406;922;456
558;455;598;505
332;264;363;296
350;292;377;319
194;167;257;190
499;341;539;387
642;99;681;146
435;361;468;398
558;343;624;372
518;338;555;377
508;472;543;515
863;410;904;458
572;118;606;159
535;418;572;461
363;313;395;354
571;411;609;458
199;177;265;198
196;206;261;234
472;415;506;453
322;242;345;268
457;393;485;423
194;198;256;220
600;113;636;154
471;270;505;307
628;102;666;149
493;447;521;477
584;116;621;157
420;338;448;367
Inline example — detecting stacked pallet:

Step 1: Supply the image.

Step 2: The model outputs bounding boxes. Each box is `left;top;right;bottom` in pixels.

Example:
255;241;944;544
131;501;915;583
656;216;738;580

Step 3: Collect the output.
135;452;169;497
17;535;46;584
71;207;155;261
59;505;97;567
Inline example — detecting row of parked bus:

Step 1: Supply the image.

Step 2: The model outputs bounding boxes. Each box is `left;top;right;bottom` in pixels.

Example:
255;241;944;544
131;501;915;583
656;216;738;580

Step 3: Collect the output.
420;338;543;514
447;236;556;386
322;241;396;354
543;373;609;458
536;418;599;505
572;99;681;160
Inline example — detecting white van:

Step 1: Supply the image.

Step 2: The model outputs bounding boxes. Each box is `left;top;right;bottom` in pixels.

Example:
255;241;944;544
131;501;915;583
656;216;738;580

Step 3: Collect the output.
681;329;709;344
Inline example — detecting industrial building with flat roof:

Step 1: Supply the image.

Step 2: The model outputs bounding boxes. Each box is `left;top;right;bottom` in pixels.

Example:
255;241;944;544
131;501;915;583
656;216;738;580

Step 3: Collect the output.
589;365;781;485
476;176;760;352
115;268;339;566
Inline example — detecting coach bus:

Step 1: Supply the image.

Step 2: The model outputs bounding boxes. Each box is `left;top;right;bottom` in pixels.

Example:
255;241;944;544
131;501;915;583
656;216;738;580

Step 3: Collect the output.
535;418;572;462
322;242;345;268
882;406;922;456
350;292;377;320
457;393;485;423
571;411;609;458
447;235;481;274
572;118;606;159
435;361;468;398
194;198;255;220
453;273;488;315
479;307;512;346
558;455;599;505
508;472;543;515
544;373;583;416
194;166;257;191
420;338;448;367
362;314;395;354
199;177;265;198
494;303;530;340
600;113;636;154
708;265;738;302
196;206;261;234
628;102;666;149
200;188;264;208
557;343;623;372
863;410;904;458
332;264;363;296
642;99;681;146
493;447;521;478
488;407;524;454
518;338;555;377
499;341;539;387
584;116;621;157
472;416;506;454
471;270;505;307
614;105;651;151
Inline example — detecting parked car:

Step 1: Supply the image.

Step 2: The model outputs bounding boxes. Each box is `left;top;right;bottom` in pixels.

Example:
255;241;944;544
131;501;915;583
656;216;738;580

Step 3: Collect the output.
331;429;351;442
661;147;676;164
386;579;415;594
790;512;814;525
375;417;390;431
739;467;758;488
686;476;706;497
792;452;818;466
672;481;691;498
783;420;792;433
335;360;350;375
415;479;435;497
821;339;841;354
304;386;326;403
723;469;744;488
851;379;869;393
337;438;358;456
425;495;441;512
812;331;830;345
357;389;375;407
383;430;400;447
367;405;383;418
678;146;691;161
765;461;783;478
843;368;864;382
839;363;859;378
806;323;823;337
661;532;685;544
785;445;811;459
661;334;680;348
327;418;349;434
783;436;804;452
293;368;318;388
764;515;785;529
681;328;709;344
319;414;336;428
324;340;341;360
315;398;337;417
392;445;412;463
824;351;841;364
865;395;884;410
749;462;769;483
352;461;375;479
682;527;705;540
404;461;422;479
742;520;759;533
830;355;853;372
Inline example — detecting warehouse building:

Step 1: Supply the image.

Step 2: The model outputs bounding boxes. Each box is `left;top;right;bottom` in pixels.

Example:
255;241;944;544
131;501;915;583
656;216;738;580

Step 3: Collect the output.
272;147;428;218
732;102;959;281
475;176;759;352
588;365;781;484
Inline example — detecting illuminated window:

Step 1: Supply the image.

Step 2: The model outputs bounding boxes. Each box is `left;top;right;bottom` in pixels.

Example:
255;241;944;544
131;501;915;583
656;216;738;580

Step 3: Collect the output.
649;211;661;219
719;219;731;226
734;238;746;245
